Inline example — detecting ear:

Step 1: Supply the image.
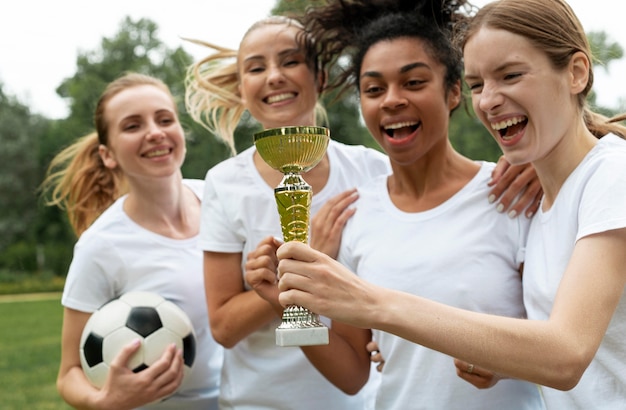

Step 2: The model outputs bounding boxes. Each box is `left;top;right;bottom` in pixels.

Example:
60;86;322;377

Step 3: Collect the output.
569;51;590;94
98;144;118;170
448;80;462;111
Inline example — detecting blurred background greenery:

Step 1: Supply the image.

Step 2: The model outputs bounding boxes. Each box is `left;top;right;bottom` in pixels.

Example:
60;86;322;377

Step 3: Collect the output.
0;0;623;296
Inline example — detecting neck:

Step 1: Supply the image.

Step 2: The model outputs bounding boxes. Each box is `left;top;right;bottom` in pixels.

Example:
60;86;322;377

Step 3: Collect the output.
387;144;479;212
533;128;598;210
123;172;200;239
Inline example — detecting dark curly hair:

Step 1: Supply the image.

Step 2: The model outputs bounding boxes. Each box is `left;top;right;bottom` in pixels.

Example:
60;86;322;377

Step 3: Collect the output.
298;0;472;98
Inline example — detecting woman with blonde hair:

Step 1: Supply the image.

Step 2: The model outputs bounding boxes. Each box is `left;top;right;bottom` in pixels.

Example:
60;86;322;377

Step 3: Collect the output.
42;72;222;409
185;16;390;409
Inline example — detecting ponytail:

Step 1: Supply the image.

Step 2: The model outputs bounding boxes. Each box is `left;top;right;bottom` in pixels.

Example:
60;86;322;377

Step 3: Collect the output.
583;106;626;139
40;132;126;237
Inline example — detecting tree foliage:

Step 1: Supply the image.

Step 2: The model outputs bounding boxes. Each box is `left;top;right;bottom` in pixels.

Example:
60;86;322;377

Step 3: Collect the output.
0;85;42;248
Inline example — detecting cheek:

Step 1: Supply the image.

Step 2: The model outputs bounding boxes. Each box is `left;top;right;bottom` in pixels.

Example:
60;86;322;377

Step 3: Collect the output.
239;78;257;107
470;98;495;136
360;103;380;136
470;97;486;122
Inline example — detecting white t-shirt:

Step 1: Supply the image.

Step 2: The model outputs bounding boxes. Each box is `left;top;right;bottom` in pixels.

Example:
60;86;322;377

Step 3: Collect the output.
199;141;390;410
339;162;545;410
524;134;626;409
62;179;222;410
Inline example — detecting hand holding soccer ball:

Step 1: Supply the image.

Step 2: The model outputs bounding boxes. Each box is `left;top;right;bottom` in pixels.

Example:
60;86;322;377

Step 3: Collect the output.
79;291;196;397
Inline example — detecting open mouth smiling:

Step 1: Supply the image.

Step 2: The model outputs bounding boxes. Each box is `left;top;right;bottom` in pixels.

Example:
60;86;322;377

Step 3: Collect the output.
491;116;528;140
383;121;420;139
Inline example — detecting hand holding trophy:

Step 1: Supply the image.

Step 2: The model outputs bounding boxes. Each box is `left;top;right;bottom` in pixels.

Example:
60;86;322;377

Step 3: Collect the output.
253;126;330;347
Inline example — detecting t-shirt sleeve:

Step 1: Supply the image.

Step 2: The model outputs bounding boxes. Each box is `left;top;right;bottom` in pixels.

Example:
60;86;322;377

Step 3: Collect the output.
199;171;244;253
577;154;626;241
61;236;119;312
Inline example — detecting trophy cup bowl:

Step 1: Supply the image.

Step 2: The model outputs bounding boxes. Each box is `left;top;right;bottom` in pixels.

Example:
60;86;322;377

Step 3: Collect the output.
253;126;330;174
254;126;330;346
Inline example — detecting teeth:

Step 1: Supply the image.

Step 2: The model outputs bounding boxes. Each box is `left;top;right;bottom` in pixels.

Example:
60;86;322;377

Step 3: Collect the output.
491;116;525;131
384;121;417;130
266;93;295;104
145;149;169;158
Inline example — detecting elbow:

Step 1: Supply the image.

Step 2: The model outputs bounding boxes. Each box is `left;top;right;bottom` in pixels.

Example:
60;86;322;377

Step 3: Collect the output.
210;320;241;349
210;326;238;349
543;349;593;391
342;383;366;396
337;370;369;396
546;366;585;391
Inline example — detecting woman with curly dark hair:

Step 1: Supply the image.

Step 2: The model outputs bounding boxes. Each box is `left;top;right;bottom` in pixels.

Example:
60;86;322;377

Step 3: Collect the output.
275;1;546;408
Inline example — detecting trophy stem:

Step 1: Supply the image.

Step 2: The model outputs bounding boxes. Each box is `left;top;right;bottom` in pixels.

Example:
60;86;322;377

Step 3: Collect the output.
274;177;329;346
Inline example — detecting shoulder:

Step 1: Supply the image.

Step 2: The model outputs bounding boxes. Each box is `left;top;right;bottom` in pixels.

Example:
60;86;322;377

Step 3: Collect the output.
205;146;255;182
593;134;626;162
329;140;387;161
79;199;125;240
578;135;626;180
328;141;391;172
183;179;204;199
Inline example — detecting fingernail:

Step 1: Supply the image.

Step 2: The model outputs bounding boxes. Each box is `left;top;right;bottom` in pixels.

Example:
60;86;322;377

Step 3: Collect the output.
496;203;504;213
526;211;534;219
508;210;517;219
488;194;496;204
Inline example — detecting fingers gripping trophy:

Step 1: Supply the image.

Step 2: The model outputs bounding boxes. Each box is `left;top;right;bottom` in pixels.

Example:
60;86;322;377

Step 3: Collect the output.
254;126;330;347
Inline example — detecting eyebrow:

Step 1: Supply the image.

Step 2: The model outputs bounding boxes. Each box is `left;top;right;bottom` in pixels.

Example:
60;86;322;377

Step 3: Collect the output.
361;61;430;78
243;47;302;64
465;61;524;81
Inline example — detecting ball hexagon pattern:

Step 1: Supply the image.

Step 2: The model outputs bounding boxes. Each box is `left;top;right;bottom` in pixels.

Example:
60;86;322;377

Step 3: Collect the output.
79;291;196;390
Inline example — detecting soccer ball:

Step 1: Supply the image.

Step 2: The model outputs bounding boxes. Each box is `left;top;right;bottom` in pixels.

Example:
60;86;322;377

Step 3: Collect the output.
79;291;196;389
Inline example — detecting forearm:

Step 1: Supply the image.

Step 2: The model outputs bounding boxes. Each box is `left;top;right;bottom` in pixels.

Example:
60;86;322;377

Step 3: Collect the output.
301;327;371;395
369;287;586;389
57;367;105;410
210;290;278;348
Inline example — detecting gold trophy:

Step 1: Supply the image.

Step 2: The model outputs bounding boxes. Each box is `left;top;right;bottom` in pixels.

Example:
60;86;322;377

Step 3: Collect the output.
254;126;330;347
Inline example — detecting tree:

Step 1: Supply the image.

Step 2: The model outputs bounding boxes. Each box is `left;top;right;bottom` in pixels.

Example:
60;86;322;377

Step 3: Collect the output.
0;85;42;249
0;83;54;272
32;17;234;276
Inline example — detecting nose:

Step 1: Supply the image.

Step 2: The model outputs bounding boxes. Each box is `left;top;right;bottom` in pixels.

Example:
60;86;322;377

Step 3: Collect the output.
477;81;504;113
267;64;286;86
145;120;166;141
381;86;408;111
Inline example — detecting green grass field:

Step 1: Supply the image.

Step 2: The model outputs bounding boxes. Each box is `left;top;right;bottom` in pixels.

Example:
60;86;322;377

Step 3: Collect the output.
0;294;71;409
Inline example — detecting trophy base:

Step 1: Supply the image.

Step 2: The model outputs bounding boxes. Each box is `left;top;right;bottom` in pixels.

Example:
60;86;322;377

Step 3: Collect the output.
276;326;329;346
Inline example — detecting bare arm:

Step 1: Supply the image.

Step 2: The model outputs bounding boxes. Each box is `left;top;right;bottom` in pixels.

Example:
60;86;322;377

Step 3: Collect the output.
57;308;182;409
277;229;626;390
204;251;277;348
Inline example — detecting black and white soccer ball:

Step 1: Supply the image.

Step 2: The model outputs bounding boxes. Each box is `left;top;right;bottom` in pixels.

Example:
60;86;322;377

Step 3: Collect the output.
79;291;196;389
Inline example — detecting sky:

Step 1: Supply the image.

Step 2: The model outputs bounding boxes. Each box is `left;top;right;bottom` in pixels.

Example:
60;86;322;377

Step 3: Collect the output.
1;0;624;119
